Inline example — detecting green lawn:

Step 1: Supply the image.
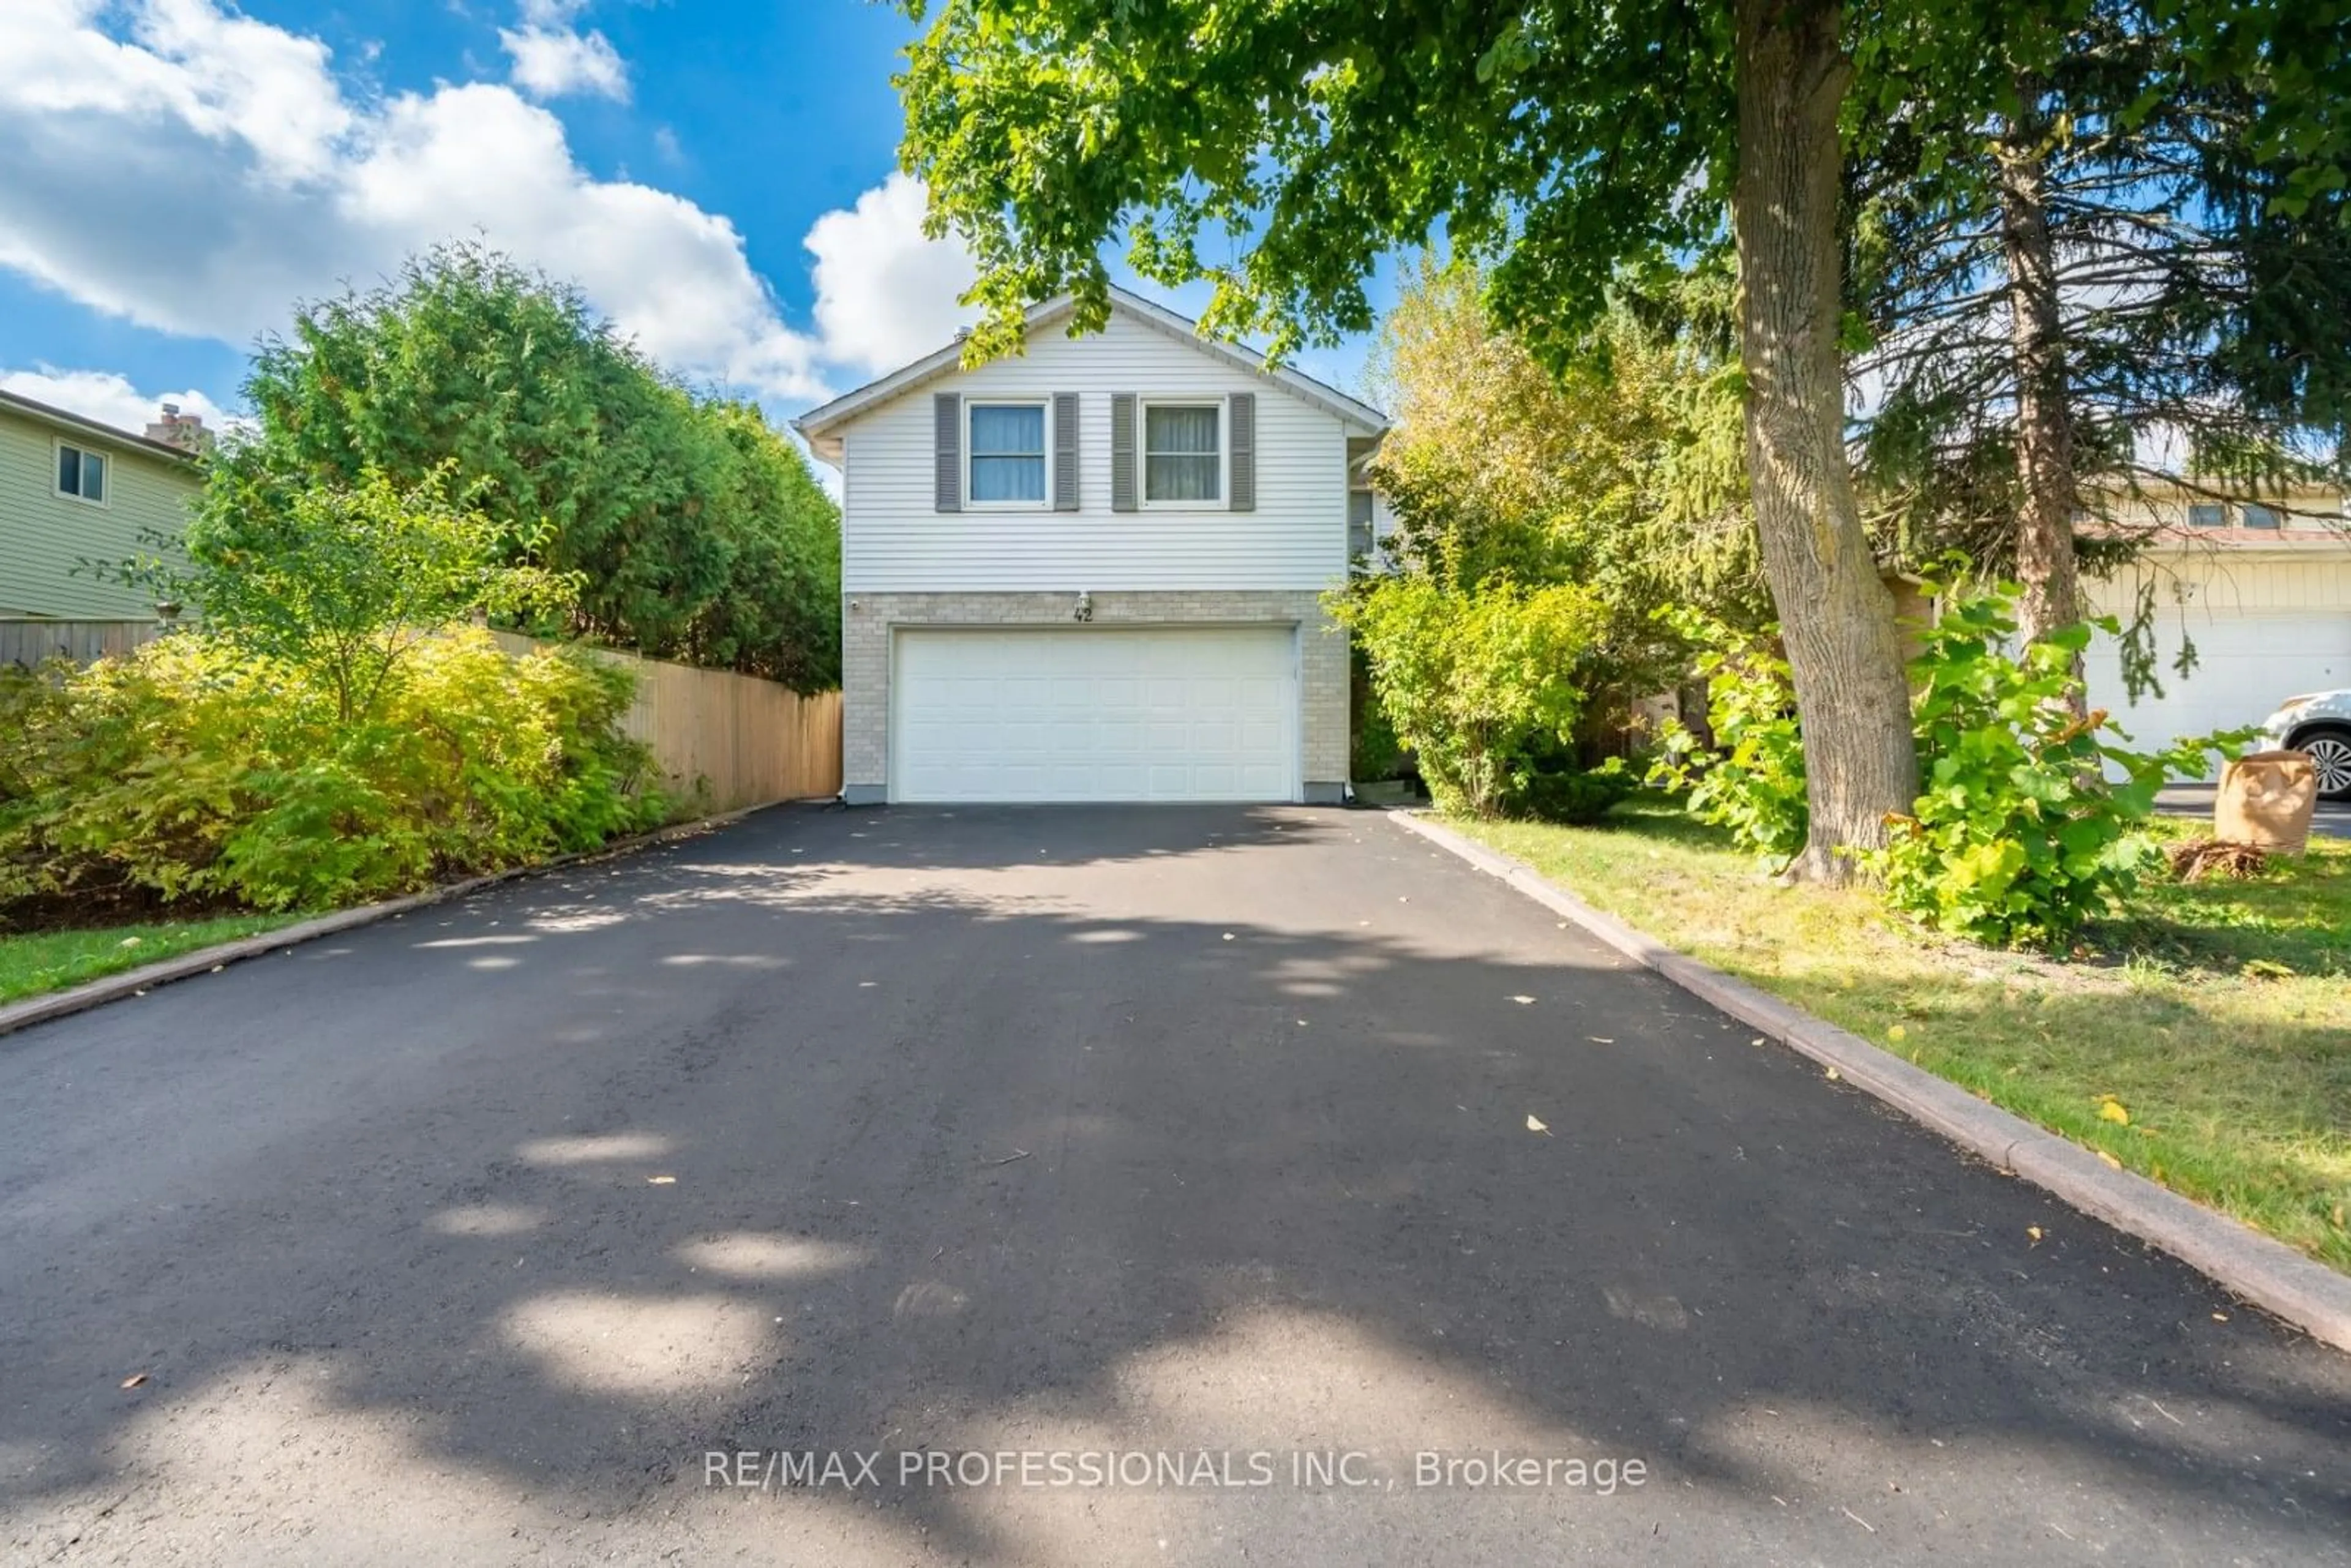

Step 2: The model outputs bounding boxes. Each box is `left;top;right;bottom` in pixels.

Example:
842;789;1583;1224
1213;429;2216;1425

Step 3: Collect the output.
0;913;310;1007
1455;798;2351;1274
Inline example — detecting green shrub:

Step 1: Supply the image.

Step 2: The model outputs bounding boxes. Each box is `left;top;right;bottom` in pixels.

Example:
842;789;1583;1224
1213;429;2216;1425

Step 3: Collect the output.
0;629;663;917
1865;587;2233;948
1508;762;1635;825
1646;609;1810;863
1349;642;1406;781
1334;576;1606;816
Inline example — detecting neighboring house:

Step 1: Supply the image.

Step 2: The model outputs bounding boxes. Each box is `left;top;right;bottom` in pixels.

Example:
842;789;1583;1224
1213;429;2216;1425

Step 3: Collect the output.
795;287;1387;805
0;389;206;623
2080;482;2351;757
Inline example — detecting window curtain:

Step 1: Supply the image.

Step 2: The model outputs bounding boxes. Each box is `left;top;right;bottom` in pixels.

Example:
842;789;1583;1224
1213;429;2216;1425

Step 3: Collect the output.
970;405;1046;502
1144;405;1220;501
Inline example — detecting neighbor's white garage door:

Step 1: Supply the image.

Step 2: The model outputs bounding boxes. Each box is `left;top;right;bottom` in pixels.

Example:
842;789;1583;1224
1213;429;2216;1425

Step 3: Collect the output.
892;627;1299;802
2085;608;2351;760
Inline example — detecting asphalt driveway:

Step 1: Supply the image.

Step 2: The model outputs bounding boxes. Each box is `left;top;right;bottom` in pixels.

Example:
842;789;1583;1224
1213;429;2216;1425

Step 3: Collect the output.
2;805;2345;1566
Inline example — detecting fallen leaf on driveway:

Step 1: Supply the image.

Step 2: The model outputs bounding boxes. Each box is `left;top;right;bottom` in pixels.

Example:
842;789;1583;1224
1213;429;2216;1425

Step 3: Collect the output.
1526;1115;1550;1135
1588;1037;1614;1044
647;1176;677;1185
2027;1226;2043;1244
1509;995;1535;1005
2097;1151;2122;1170
1222;932;1235;941
1824;1066;1841;1081
120;1373;148;1389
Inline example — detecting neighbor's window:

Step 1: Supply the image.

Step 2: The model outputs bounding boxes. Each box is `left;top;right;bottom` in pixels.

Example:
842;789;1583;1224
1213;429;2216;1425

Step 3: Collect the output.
56;443;107;504
2187;502;2226;528
2241;502;2281;529
1348;490;1376;557
967;402;1047;504
1144;403;1221;503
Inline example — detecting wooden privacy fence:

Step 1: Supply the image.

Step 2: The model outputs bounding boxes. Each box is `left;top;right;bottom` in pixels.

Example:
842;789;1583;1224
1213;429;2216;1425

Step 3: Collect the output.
492;632;842;811
1;618;162;667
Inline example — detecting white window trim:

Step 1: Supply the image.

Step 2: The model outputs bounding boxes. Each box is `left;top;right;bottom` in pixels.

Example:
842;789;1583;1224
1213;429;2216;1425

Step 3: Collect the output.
962;397;1053;511
51;437;113;509
1138;396;1227;511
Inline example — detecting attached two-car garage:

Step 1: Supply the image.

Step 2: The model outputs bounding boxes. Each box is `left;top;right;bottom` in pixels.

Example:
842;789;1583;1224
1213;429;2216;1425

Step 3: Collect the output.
2082;544;2351;759
891;626;1301;802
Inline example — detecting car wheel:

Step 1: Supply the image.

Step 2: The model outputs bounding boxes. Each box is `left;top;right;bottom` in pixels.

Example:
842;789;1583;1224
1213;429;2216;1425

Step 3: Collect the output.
2295;724;2351;802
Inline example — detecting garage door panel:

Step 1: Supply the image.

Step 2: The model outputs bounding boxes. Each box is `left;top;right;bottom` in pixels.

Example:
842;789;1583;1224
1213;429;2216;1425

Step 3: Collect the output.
2085;607;2351;769
895;628;1299;802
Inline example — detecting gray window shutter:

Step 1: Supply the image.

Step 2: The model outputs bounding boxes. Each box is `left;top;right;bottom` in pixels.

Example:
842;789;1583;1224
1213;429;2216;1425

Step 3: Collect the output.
1053;391;1079;511
934;393;961;512
1227;392;1256;511
1110;392;1138;512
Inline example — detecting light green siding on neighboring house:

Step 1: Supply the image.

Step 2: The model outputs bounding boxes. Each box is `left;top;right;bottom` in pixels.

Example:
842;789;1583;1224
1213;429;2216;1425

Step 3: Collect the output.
0;396;201;620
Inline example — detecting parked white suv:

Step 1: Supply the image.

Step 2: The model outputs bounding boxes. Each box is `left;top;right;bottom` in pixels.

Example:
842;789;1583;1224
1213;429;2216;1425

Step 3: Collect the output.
2257;691;2351;801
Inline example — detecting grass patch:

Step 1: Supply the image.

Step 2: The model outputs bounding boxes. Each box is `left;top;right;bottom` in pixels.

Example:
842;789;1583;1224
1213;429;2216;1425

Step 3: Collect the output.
0;913;310;1006
1455;796;2351;1274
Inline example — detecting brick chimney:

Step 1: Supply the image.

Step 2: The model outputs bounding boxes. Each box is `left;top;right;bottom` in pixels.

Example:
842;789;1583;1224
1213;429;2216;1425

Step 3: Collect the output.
144;401;212;454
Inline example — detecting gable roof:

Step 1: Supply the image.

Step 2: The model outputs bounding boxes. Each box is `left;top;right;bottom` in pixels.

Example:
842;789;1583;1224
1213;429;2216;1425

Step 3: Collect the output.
793;284;1387;465
0;387;202;466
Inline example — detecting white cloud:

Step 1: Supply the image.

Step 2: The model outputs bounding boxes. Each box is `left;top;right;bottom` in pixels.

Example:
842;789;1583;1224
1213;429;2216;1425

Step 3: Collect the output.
500;0;628;103
0;0;821;402
0;1;992;414
0;366;233;437
806;171;978;376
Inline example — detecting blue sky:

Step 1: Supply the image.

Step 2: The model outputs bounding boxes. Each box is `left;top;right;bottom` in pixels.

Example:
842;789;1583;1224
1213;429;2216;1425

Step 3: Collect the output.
0;0;1383;440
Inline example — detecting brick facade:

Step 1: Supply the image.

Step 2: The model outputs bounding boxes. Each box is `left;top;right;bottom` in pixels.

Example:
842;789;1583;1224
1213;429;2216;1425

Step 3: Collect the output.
842;590;1351;803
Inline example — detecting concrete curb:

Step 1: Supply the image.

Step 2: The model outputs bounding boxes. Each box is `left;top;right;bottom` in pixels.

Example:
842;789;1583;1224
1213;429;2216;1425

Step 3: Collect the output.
1389;808;2351;1355
0;799;817;1043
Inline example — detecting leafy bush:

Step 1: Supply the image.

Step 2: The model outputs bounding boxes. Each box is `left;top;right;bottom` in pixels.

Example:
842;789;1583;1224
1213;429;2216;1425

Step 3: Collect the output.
1646;609;1810;863
1865;588;2233;947
1335;576;1606;816
1508;762;1635;825
0;630;662;917
1349;642;1406;781
220;244;842;687
111;466;576;724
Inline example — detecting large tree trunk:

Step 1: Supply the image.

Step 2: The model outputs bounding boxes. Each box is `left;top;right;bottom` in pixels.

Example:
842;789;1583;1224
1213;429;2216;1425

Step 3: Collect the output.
1996;72;2086;691
1732;0;1918;882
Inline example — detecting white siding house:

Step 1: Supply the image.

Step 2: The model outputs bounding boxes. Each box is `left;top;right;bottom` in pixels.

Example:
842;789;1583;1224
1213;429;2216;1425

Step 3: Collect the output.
796;287;1387;805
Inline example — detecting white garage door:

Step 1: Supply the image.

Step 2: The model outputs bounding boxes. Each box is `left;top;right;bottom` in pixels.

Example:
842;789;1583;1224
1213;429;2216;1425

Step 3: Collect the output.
2085;608;2351;762
893;626;1299;802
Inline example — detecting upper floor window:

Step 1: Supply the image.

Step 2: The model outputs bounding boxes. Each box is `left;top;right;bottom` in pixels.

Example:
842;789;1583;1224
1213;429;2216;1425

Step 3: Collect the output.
968;402;1047;505
56;443;107;505
2186;502;2226;528
1144;403;1221;503
1348;490;1376;557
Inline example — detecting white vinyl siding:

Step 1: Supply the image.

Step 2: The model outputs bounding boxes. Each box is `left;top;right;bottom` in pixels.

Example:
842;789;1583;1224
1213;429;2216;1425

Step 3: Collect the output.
841;312;1351;591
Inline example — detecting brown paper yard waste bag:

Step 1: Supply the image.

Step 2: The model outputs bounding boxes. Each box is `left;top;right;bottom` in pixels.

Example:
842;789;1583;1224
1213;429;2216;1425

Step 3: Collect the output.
2213;751;2319;854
